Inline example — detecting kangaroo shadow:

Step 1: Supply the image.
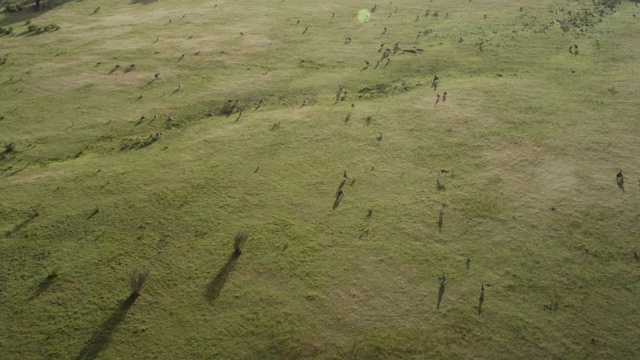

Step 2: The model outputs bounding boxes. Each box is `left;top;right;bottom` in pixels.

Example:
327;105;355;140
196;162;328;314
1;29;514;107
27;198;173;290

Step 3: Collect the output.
436;178;446;191
76;293;138;360
332;181;346;209
617;178;624;192
437;211;444;233
86;208;99;220
5;212;39;237
437;283;445;309
332;196;343;210
205;251;240;303
478;292;485;315
29;273;58;300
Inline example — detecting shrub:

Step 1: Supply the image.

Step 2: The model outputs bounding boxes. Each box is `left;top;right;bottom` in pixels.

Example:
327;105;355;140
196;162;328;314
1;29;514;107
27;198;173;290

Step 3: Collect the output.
0;26;13;36
2;142;15;154
215;101;239;116
233;230;249;254
130;268;150;296
26;23;60;34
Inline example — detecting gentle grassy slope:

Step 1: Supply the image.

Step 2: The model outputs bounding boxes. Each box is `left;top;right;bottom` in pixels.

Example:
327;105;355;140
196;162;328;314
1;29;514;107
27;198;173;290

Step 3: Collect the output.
1;0;639;359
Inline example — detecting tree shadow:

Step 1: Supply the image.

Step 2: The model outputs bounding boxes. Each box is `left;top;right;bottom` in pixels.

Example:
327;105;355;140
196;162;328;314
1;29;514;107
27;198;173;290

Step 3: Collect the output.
437;283;445;309
76;293;138;360
0;0;76;27
478;292;485;315
5;212;38;237
205;251;240;303
29;272;57;300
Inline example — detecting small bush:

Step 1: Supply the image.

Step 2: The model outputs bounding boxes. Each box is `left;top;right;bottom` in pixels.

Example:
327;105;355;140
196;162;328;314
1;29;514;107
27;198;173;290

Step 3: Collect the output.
26;23;60;34
215;101;239;116
130;268;150;295
2;142;16;154
5;5;23;13
0;26;13;36
233;230;249;254
120;133;161;150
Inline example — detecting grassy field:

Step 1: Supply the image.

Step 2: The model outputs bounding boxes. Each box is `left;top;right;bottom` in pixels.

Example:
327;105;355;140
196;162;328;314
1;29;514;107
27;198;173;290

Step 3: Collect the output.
1;0;639;358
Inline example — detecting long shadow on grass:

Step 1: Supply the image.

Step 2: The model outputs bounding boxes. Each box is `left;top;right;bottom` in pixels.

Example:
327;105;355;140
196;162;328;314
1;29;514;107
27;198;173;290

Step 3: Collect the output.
29;272;57;300
205;251;241;303
5;212;38;237
437;283;445;309
478;292;485;315
131;0;157;5
332;196;343;210
332;180;346;209
76;293;138;360
0;1;76;27
437;211;444;233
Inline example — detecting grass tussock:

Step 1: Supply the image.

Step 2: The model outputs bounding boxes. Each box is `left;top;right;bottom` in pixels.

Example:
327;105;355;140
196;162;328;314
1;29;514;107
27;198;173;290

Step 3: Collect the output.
129;268;149;296
233;230;248;254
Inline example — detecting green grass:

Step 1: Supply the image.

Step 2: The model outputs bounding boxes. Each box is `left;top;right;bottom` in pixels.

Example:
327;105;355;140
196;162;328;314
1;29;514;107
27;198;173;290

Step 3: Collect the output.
1;0;639;359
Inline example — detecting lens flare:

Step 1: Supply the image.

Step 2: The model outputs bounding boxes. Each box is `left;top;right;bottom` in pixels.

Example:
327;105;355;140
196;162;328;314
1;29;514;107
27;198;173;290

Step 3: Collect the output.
357;9;371;23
